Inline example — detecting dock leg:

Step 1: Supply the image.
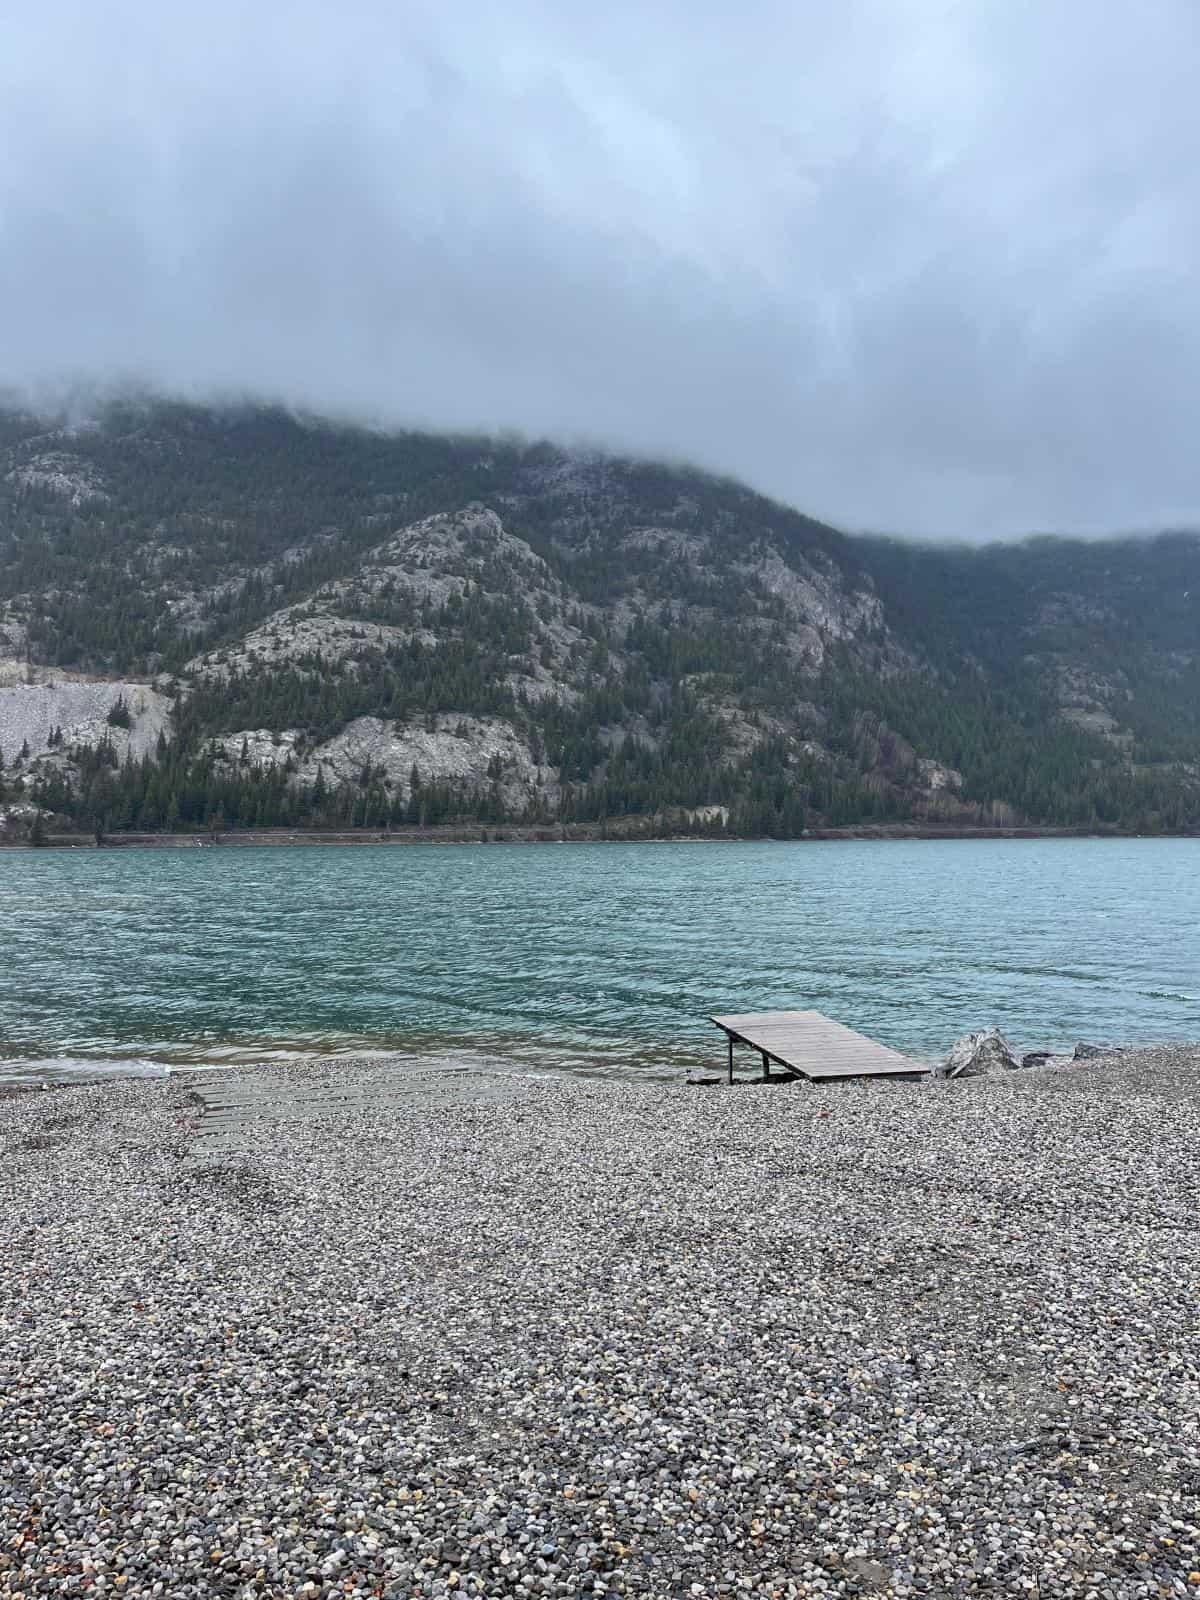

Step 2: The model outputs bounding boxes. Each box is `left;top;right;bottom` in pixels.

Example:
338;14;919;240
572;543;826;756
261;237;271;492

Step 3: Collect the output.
728;1036;734;1085
761;1050;769;1082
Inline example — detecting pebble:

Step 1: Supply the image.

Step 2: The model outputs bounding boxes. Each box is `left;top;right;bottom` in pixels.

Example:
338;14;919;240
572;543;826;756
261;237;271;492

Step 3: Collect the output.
1;1045;1198;1596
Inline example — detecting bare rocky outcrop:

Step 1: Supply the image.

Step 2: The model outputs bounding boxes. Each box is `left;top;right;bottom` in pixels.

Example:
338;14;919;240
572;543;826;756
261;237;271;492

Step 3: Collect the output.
614;528;899;675
738;549;885;666
1061;706;1124;738
1052;665;1133;744
6;449;108;505
620;526;711;561
0;680;171;768
917;758;962;791
188;505;587;683
215;727;303;770
192;609;421;677
221;714;557;812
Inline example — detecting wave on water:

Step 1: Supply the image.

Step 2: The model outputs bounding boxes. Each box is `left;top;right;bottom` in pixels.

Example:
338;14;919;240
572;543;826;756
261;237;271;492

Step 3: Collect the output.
1139;989;1200;1003
0;1056;176;1087
0;1036;392;1088
0;1027;693;1088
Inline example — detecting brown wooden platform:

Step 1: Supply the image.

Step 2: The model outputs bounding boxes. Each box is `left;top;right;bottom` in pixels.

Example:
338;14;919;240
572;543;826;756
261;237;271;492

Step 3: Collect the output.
711;1010;928;1083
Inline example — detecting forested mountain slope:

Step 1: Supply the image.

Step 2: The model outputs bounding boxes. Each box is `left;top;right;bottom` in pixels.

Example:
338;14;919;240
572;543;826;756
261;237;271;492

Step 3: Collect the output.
0;397;1196;837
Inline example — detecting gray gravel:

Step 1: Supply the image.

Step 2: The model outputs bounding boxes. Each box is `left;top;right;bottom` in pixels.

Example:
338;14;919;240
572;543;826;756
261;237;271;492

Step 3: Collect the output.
2;1047;1199;1598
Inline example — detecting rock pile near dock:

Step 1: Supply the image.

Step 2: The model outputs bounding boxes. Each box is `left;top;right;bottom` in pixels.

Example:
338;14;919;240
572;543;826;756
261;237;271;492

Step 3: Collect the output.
939;1030;1133;1079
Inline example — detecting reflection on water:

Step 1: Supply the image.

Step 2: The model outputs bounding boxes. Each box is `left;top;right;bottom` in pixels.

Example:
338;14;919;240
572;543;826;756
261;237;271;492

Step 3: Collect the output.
2;838;1198;1086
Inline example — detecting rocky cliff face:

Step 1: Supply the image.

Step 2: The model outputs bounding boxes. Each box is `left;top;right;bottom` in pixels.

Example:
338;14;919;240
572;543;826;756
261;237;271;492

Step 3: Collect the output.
218;714;556;814
0;399;1196;834
189;506;588;691
0;673;170;769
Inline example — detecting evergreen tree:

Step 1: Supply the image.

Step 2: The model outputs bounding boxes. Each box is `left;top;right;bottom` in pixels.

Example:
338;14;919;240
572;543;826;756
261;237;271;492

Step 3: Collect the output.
106;696;132;729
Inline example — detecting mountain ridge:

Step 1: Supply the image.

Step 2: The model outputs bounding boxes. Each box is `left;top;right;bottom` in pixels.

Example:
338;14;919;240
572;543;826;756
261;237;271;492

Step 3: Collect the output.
1;398;1197;839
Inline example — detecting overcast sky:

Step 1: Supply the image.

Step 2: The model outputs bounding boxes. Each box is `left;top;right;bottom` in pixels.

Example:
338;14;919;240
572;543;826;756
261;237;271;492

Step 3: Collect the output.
2;2;1198;537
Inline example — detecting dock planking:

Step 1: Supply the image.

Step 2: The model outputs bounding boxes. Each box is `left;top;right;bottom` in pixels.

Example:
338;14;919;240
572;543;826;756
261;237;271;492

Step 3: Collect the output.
710;1010;928;1084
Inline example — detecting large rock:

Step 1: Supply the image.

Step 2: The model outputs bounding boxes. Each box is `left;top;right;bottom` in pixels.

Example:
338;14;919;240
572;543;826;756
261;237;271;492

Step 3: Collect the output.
941;1027;1022;1079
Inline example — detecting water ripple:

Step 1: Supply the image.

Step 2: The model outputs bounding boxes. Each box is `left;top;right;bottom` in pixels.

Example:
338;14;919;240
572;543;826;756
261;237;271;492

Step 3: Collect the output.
2;838;1198;1084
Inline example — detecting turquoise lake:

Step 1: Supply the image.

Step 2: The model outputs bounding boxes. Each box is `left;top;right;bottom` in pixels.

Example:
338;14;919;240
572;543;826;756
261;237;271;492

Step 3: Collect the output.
1;838;1198;1085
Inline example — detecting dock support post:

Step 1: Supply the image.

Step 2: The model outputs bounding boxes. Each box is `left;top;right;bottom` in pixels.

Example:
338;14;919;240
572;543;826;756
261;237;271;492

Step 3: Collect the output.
761;1050;769;1082
727;1035;734;1084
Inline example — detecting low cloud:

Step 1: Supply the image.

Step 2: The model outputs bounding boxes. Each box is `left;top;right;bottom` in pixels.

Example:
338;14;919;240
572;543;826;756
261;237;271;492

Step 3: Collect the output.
2;1;1198;536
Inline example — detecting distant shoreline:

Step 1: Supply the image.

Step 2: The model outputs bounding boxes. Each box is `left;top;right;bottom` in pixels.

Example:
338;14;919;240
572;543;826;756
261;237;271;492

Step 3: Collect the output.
5;821;1197;849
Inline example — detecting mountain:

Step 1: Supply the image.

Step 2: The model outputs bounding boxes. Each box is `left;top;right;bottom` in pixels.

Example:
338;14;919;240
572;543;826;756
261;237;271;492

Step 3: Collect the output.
0;397;1197;840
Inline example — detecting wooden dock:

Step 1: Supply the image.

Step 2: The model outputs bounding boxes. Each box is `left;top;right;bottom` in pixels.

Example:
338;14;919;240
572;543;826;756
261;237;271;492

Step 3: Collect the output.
710;1010;928;1084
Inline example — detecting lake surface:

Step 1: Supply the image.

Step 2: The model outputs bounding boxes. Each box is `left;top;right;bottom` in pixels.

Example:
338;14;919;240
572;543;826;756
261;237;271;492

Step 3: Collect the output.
1;839;1198;1086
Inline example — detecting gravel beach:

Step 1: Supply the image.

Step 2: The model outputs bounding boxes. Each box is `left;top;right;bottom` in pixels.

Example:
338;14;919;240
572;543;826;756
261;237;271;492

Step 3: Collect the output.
2;1049;1198;1598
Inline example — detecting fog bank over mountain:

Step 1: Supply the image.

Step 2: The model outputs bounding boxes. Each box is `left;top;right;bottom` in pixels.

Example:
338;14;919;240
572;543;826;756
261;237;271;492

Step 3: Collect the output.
3;1;1199;536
